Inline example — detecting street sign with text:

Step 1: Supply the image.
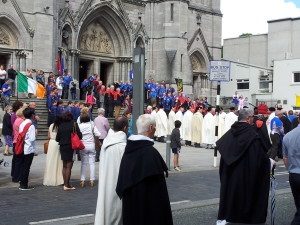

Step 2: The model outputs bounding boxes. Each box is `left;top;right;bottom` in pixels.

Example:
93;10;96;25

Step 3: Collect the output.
209;60;231;82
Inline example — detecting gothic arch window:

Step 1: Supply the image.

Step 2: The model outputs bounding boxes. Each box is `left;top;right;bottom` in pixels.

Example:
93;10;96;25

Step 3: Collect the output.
135;36;144;48
190;51;209;89
62;25;72;49
0;23;18;49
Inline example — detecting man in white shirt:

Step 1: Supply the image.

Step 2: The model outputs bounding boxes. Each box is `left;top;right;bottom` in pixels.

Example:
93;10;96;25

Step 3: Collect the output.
0;64;7;88
19;108;36;190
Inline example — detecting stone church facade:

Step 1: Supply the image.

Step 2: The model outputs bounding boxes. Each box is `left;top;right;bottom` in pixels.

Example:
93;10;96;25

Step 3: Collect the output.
0;0;222;100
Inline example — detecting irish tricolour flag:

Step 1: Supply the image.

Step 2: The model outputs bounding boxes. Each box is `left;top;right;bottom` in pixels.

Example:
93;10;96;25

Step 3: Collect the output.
17;72;46;98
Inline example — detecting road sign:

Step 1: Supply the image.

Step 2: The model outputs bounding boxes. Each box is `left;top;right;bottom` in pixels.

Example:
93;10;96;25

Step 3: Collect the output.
209;60;231;82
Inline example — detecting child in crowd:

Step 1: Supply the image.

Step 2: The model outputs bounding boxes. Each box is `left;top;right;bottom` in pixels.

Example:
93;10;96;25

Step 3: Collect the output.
170;120;182;171
70;82;77;100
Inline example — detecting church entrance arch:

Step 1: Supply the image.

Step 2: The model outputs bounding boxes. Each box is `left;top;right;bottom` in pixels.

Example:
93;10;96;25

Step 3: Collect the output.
76;4;132;92
190;51;209;98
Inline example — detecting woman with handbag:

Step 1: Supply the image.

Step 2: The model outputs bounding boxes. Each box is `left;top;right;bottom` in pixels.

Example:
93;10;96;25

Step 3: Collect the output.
43;117;64;186
56;111;82;191
78;108;101;187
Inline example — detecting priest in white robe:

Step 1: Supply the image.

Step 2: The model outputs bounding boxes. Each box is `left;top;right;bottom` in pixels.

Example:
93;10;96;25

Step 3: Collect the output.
181;108;194;146
202;107;216;149
175;106;184;136
151;107;158;139
218;107;227;139
94;118;128;225
191;107;204;148
224;107;238;133
168;106;176;135
155;105;168;142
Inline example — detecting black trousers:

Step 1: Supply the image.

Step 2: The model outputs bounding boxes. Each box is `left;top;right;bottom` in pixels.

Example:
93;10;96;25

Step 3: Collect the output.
19;153;34;188
11;145;24;182
290;173;300;225
62;85;69;99
95;139;104;161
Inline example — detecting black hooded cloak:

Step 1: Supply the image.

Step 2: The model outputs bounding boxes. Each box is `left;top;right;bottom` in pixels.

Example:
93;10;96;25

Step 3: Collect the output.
116;139;173;225
216;122;270;224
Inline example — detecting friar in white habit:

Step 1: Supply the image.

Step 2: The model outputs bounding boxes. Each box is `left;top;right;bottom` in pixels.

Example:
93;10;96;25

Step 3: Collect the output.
218;107;227;139
175;106;184;136
224;106;238;133
94;117;128;225
168;106;176;135
202;107;216;149
151;106;158;140
191;106;204;148
181;107;194;146
155;105;168;142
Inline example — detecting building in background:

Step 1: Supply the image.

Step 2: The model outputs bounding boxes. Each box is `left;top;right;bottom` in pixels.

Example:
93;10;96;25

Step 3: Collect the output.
222;17;300;110
0;0;222;101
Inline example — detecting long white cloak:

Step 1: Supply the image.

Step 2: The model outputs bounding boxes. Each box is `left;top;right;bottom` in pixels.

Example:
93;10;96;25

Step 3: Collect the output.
191;112;203;144
202;112;216;145
155;109;168;137
175;110;184;136
218;112;227;139
168;110;176;135
224;112;238;133
181;110;193;141
151;110;158;136
94;129;127;225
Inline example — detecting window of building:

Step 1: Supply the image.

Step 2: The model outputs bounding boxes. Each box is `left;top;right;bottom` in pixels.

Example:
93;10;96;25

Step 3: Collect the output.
259;75;270;90
237;79;249;90
293;72;300;83
170;3;174;22
180;54;183;72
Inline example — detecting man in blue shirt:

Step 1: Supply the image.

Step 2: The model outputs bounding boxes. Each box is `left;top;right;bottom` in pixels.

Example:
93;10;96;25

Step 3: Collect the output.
2;79;11;108
282;116;300;225
62;70;73;99
268;111;284;159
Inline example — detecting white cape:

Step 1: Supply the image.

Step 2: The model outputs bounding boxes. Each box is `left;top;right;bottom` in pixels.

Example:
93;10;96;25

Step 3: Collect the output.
94;129;127;225
155;109;168;137
202;112;216;145
191;112;203;144
181;110;193;141
175;111;184;135
224;112;238;133
168;110;176;135
218;112;227;139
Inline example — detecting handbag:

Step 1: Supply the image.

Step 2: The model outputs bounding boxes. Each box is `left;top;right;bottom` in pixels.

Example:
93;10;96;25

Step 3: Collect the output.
44;140;49;154
90;122;101;149
71;123;85;151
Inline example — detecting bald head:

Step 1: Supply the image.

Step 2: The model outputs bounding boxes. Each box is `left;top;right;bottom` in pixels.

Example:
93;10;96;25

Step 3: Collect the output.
113;116;128;132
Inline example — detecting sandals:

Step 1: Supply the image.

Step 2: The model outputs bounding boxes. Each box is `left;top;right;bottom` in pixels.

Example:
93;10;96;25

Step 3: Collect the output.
63;186;76;191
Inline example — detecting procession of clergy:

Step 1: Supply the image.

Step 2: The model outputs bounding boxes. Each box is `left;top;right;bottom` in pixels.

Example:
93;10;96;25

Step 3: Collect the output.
148;104;239;149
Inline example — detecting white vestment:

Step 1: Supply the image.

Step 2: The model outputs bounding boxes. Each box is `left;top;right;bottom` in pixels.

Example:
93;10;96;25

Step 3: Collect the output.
181;110;193;141
151;110;158;136
191;112;203;144
168;110;176;135
202;112;216;145
266;112;276;136
175;111;184;135
155;109;168;137
218;112;227;139
94;129;127;225
224;112;238;133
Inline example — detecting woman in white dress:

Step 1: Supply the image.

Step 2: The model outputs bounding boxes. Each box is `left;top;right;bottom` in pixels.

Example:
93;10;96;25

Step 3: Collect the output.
43;117;64;186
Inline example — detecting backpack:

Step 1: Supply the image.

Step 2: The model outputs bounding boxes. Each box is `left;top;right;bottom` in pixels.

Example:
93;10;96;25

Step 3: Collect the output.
15;122;32;155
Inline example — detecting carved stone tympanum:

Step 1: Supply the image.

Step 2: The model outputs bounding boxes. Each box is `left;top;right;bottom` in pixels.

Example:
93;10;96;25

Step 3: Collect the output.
79;21;113;54
0;27;11;45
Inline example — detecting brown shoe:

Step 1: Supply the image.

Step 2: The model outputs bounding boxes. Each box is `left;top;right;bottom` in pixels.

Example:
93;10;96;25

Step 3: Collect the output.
80;181;85;188
90;180;95;187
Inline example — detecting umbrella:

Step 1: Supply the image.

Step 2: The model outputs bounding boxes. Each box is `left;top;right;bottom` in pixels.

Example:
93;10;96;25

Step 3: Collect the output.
270;166;277;225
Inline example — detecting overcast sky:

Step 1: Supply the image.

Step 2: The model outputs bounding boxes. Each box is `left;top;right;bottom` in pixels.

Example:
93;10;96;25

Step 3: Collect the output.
221;0;300;40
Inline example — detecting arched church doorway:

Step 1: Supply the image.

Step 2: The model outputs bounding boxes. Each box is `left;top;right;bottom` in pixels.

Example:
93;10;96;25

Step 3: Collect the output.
76;4;132;96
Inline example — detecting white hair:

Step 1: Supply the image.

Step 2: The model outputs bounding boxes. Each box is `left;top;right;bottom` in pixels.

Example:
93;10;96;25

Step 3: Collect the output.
146;105;152;111
97;108;105;115
136;114;156;134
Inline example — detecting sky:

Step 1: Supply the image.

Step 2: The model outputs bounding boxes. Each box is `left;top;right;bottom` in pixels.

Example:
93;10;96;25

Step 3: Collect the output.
221;0;300;40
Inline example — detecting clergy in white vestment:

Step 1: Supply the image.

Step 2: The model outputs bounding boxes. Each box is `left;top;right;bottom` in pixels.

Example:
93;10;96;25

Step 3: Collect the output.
151;107;158;138
94;117;128;225
224;107;238;133
155;106;168;142
218;108;227;139
168;106;176;135
191;107;204;148
181;108;194;145
202;107;216;149
175;106;184;136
